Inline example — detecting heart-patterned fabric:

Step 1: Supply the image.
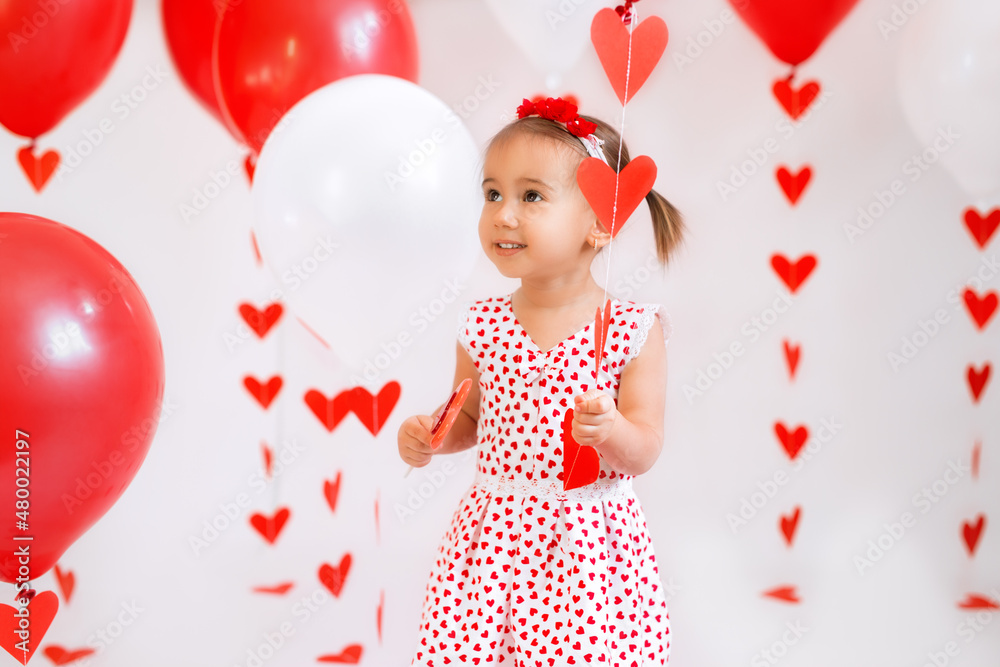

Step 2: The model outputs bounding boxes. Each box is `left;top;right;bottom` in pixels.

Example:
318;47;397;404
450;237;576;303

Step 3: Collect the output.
411;293;673;666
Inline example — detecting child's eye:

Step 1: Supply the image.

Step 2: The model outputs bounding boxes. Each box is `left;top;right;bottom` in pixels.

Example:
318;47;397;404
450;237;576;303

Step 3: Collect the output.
524;191;542;202
485;189;501;202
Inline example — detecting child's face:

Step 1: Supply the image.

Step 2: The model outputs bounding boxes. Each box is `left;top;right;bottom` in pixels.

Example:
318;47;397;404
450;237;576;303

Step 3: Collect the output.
479;132;601;281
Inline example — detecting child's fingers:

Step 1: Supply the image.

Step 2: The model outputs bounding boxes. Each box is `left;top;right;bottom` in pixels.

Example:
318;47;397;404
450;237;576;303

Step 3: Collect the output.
574;390;612;415
401;415;435;452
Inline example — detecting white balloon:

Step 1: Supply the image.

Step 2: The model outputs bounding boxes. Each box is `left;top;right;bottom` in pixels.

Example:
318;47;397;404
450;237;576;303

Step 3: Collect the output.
252;74;481;372
896;0;1000;199
484;0;603;87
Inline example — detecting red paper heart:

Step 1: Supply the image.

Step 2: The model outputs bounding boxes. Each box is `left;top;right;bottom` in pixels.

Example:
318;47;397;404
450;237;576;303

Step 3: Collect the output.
962;514;986;557
44;645;95;665
593;299;612;378
261;441;273;478
963;207;1000;249
776;165;812;205
783;339;800;379
561;410;600;491
304;389;352;432
577;155;657;237
775;422;808;460
250;229;263;266
770;253;817;293
967;363;992;403
243;375;283;409
244;153;256;182
376;589;384;643
772;79;820;119
318;644;363;663
344;383;402;436
249;507;291;545
0;590;58;664
17;145;60;192
323;471;342;513
239;302;284;338
762;585;800;603
591;8;668;105
957;593;1000;610
252;582;294;595
972;440;982;480
962;288;998;330
53;565;75;604
319;554;352;597
780;506;801;546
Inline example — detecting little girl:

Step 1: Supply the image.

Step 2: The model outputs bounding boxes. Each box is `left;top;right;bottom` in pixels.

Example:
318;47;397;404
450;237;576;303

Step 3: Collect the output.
398;97;685;666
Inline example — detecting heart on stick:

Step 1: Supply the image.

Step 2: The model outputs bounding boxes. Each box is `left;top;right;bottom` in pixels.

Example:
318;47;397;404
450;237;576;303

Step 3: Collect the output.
577;155;657;238
561;410;600;491
593;299;612;378
591;8;668;105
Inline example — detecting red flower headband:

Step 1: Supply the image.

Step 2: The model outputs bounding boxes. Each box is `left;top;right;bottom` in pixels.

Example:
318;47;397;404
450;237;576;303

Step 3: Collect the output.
515;96;608;164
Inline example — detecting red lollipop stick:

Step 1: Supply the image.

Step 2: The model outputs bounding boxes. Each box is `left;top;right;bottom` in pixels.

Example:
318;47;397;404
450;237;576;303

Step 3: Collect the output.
404;378;473;477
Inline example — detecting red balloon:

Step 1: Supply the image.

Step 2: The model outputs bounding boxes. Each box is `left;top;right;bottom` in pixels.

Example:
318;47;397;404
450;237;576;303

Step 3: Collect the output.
0;213;164;583
162;0;227;127
213;0;419;154
0;0;132;139
727;0;860;66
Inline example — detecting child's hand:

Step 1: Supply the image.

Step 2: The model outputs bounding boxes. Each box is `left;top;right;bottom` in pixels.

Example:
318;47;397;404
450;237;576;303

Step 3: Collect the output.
572;390;617;448
398;414;436;468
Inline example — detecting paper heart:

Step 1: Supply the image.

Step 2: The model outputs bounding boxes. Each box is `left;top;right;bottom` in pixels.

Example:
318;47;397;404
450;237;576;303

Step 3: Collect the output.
762;585;800;603
591;8;668;104
776;165;812;205
376;590;384;643
0;590;59;664
593;299;612;378
770;253;817;293
318;644;363;663
53;565;75;603
967;363;992;403
319;554;352;597
43;645;95;665
963;207;999;249
772;78;820;119
780;506;801;546
304;389;354;432
561;410;600;491
249;507;291;545
962;514;986;557
238;302;284;338
774;422;808;460
250;229;263;265
244;153;256;183
243;375;283;409
343;383;402;436
261;442;273;478
973;440;981;480
252;582;294;595
957;593;999;610
783;339;800;379
577;155;657;237
17;145;60;192
962;288;998;330
323;471;342;513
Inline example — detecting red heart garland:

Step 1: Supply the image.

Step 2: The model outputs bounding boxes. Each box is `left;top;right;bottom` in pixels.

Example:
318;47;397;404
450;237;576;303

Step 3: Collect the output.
377;589;384;643
243;375;283;409
252;582;294;595
772;79;820;119
972;440;981;480
762;585;800;603
591;8;668;105
244;153;256;183
967;363;992;403
261;441;273;478
17;145;60;192
344;383;402;436
776;165;812;205
774;422;809;460
963;207;1000;249
323;471;342;513
53;565;75;603
593;299;612;378
0;590;59;664
238;302;284;338
962;514;986;557
577;155;657;238
44;645;95;665
561;410;600;491
250;229;263;266
782;339;800;379
304;389;354;432
962;288;998;330
318;645;363;663
249;507;291;545
957;593;999;610
780;506;801;546
770;253;817;293
319;554;352;597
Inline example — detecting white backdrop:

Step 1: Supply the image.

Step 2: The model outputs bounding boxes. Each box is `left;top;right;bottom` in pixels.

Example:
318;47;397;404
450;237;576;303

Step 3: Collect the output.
1;0;998;665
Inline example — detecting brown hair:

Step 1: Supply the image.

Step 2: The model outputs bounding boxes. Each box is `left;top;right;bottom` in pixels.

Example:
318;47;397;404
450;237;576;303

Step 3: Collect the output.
485;114;685;265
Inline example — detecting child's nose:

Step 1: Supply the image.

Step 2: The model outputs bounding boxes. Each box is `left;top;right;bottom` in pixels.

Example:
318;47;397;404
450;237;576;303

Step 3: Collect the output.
495;201;518;227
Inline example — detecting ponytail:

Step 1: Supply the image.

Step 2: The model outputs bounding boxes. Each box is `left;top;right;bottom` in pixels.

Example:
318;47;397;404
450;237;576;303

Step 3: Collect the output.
645;187;685;265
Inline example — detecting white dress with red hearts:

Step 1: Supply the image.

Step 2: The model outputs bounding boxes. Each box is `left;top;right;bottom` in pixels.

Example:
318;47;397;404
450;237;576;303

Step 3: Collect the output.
411;293;673;667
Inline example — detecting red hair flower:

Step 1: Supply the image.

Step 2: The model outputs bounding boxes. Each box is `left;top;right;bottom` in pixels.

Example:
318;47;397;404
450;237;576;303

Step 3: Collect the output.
565;117;597;138
516;96;595;137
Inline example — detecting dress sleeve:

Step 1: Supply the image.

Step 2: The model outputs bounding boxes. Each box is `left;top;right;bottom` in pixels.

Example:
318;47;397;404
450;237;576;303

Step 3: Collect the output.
622;303;672;366
456;303;483;373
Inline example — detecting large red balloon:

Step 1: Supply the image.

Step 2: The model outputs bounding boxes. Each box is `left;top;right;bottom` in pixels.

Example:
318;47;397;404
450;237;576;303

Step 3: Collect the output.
213;0;419;154
727;0;860;66
0;0;133;139
162;0;226;126
0;213;164;584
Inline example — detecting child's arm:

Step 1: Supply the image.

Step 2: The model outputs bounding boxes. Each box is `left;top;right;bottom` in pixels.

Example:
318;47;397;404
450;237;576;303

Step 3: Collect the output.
397;342;480;467
572;317;667;476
